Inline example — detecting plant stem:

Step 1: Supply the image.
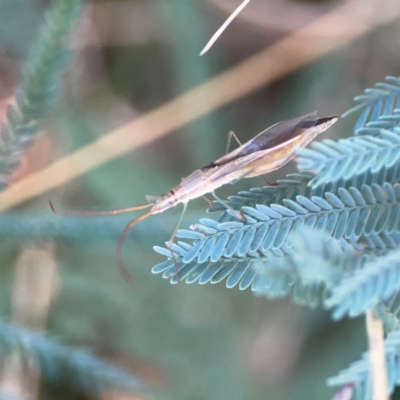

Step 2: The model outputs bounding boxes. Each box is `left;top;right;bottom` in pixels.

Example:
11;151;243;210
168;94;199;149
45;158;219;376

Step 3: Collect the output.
366;309;389;400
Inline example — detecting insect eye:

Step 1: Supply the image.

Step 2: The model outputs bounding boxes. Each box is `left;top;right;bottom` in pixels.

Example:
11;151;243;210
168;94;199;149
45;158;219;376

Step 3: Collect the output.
167;191;175;206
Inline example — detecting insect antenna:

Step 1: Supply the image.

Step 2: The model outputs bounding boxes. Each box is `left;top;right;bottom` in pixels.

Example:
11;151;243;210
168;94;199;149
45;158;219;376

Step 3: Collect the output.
117;209;155;288
49;200;152;216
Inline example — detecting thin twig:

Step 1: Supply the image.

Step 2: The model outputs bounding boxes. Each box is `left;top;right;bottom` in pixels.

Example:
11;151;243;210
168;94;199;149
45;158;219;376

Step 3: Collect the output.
366;310;389;400
0;0;398;211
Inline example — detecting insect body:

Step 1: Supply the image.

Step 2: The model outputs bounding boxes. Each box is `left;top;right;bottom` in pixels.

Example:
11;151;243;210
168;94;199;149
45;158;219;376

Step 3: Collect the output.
150;111;337;213
51;111;337;285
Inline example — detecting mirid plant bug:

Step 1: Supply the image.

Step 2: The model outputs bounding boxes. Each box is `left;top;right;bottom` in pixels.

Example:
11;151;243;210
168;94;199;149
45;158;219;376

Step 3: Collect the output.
50;111;337;286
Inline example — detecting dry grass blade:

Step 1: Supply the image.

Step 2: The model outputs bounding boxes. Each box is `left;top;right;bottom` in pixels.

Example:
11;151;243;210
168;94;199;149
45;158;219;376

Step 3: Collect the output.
200;0;250;56
1;244;58;400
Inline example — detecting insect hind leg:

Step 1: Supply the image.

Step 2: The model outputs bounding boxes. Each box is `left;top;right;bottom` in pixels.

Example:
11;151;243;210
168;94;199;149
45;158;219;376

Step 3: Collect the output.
202;195;213;207
262;177;279;186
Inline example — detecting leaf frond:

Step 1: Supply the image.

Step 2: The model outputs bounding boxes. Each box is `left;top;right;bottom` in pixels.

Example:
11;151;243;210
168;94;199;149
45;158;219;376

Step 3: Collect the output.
297;130;400;187
360;230;400;251
208;172;315;213
328;329;400;399
375;281;400;334
356;109;400;135
0;319;147;396
157;228;384;311
342;76;400;131
375;302;400;333
210;161;400;215
325;248;400;320
0;0;82;187
154;183;400;274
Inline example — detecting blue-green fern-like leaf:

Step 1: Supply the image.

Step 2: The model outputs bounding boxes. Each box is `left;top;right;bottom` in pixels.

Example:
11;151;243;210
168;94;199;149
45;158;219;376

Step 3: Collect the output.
375;302;400;334
165;255;309;305
154;183;400;275
209;162;400;214
0;319;147;396
374;278;400;335
360;230;400;251
342;76;400;132
153;184;400;317
249;228;378;303
150;73;400;399
0;0;82;188
208;172;315;213
155;236;400;320
328;329;400;399
325;248;400;320
297;130;400;187
356;109;400;136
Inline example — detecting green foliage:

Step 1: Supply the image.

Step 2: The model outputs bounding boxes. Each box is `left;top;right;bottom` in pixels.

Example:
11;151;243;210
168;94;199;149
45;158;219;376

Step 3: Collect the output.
153;183;400;285
209;162;400;214
342;76;400;133
0;0;81;188
326;248;400;320
298;130;400;187
0;318;147;396
328;329;400;400
5;0;400;397
0;0;148;398
153;75;400;399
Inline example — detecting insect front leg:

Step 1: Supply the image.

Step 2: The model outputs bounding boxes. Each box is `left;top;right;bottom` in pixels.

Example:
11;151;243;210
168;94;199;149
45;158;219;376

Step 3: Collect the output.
167;202;189;282
226;130;242;154
211;191;247;223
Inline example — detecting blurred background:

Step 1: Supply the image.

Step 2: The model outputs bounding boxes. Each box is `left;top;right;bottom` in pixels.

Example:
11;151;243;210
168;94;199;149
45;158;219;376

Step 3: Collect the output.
1;0;400;399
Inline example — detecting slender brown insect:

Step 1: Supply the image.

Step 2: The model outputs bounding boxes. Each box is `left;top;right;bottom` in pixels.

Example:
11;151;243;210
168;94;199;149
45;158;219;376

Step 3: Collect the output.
50;111;337;285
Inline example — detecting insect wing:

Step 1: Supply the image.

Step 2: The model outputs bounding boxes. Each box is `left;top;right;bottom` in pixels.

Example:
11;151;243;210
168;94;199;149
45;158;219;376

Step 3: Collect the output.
206;111;318;169
204;136;295;183
236;111;319;155
203;112;337;183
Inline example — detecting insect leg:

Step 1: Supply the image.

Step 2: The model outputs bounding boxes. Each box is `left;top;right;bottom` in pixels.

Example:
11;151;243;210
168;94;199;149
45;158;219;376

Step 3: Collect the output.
211;191;246;222
202;196;213;207
226;130;242;154
167;202;189;282
262;177;278;186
